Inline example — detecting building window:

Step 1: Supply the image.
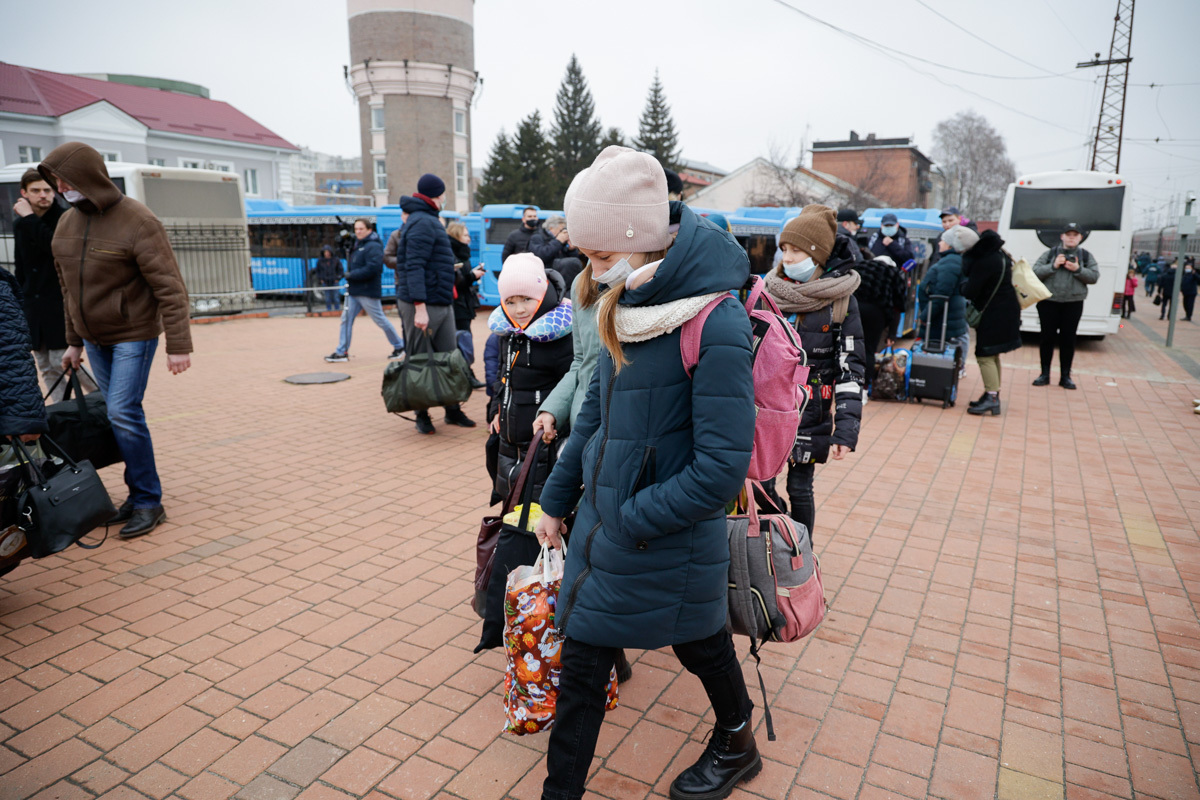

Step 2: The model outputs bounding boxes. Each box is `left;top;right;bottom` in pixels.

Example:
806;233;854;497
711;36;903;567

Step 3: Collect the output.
209;161;233;173
149;158;165;167
100;151;120;163
371;106;385;131
454;110;466;135
180;158;202;169
374;159;387;191
18;146;41;163
244;168;259;196
455;160;467;193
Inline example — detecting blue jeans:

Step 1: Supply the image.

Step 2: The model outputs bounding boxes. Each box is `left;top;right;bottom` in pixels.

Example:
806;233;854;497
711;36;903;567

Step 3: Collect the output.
335;295;403;355
323;286;342;311
84;339;161;508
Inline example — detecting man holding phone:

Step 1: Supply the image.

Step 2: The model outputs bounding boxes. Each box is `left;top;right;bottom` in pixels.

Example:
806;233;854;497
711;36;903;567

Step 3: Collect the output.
1031;222;1099;390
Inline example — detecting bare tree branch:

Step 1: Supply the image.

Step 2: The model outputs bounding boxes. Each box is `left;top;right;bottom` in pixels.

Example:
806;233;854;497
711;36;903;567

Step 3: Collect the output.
933;110;1017;219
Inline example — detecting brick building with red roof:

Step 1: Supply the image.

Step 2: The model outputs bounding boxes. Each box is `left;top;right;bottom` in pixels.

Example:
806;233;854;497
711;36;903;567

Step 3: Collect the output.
0;62;298;199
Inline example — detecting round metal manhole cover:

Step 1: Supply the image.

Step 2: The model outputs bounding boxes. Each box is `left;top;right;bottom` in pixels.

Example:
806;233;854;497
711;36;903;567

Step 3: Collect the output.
284;372;351;385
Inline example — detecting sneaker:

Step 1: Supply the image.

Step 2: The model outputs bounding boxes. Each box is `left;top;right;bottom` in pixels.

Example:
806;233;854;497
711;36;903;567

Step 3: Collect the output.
415;414;436;435
388;347;405;361
861;389;869;405
324;352;349;363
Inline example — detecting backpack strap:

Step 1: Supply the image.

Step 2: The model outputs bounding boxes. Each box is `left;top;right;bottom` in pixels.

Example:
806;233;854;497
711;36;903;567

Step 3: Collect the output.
680;293;733;377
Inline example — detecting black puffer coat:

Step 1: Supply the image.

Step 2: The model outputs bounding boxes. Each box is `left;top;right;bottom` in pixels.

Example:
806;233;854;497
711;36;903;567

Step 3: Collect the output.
489;269;574;502
1;269;48;436
853;255;907;318
396;196;455;305
778;235;867;464
450;238;479;328
961;230;1022;357
13;203;67;350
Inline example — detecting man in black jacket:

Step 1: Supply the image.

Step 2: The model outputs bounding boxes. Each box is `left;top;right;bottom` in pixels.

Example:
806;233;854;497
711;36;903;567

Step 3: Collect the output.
837;208;864;263
500;207;539;262
12;169;97;402
396;174;476;434
868;213;916;269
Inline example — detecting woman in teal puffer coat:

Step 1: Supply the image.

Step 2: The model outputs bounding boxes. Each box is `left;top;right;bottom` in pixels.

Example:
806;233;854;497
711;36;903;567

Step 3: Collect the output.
535;147;760;800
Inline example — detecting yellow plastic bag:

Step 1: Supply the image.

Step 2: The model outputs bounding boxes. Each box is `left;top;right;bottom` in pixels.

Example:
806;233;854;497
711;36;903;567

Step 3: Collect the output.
503;503;543;532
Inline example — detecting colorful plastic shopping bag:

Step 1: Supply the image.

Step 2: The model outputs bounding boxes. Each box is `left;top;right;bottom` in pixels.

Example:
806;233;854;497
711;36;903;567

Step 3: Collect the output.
502;544;618;734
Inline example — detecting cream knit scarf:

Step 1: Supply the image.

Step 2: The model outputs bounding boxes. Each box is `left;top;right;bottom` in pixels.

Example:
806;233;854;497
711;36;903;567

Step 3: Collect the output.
764;270;861;314
614;292;728;343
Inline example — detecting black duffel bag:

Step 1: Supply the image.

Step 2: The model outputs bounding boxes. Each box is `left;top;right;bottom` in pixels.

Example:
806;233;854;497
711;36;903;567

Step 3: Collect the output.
9;435;115;558
45;368;123;470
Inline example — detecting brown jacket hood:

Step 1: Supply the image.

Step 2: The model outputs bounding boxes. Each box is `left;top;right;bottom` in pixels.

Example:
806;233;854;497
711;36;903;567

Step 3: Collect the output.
38;142;124;213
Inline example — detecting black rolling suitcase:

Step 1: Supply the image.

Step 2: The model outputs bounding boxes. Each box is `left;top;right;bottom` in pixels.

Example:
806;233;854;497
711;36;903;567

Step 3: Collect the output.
908;295;960;409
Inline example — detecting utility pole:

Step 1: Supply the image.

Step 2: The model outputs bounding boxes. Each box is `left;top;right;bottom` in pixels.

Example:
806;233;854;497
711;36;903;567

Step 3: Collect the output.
1077;0;1134;173
1166;194;1195;349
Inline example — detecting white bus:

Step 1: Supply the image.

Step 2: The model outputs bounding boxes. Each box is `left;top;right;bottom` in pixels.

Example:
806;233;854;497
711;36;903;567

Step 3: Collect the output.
998;170;1130;337
0;162;253;316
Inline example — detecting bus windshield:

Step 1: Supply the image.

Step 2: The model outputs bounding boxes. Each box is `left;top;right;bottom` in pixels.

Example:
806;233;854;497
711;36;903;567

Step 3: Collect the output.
487;218;524;245
1009;186;1124;231
142;178;242;219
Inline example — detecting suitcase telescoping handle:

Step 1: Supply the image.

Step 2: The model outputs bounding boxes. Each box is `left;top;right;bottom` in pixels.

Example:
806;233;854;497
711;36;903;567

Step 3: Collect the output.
924;294;951;354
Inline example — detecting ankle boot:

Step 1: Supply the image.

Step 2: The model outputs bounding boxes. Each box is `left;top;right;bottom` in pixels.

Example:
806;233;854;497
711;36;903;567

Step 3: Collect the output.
968;392;1001;416
968;390;989;408
614;648;633;683
669;722;761;800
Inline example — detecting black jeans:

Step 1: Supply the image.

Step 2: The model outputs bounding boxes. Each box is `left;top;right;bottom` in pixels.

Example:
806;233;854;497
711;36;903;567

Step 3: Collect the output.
1184;293;1196;320
1036;300;1084;377
542;628;752;800
785;461;817;545
1122;295;1135;318
858;300;888;389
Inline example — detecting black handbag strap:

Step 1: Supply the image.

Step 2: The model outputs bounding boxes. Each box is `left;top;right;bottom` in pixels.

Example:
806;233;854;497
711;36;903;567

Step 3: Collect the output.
43;366;94;422
501;439;543;527
8;435;110;551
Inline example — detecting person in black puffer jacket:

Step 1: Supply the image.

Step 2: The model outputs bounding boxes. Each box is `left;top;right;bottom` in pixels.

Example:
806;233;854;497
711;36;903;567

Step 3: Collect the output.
853;253;907;391
447;222;486;389
0;269;48;439
312;245;344;311
395;175;475;433
961;228;1022;416
764;206;866;544
528;215;585;290
485;256;573;503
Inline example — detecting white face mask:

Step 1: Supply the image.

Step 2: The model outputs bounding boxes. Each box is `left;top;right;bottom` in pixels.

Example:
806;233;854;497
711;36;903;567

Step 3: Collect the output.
593;255;635;288
63;189;85;204
881;225;899;237
782;257;818;283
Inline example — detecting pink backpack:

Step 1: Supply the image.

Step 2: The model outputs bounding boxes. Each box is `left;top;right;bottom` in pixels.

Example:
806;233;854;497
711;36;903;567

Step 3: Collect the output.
681;277;809;481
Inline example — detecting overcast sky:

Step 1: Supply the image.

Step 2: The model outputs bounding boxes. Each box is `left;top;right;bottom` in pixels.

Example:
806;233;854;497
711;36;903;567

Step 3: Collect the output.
3;0;1197;225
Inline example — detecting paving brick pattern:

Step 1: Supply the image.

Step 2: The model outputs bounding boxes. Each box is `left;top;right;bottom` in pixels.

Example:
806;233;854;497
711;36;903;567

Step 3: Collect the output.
2;309;1198;800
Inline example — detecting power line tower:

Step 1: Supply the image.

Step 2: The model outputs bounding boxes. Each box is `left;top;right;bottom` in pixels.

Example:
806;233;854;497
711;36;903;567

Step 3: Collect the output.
1077;0;1135;173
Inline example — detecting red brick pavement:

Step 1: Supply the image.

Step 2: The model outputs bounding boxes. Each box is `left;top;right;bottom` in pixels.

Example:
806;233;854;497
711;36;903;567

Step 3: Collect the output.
2;307;1198;800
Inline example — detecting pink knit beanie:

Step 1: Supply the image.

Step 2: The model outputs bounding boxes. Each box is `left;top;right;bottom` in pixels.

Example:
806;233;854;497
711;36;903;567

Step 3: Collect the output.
498;253;549;303
566;146;670;253
563;167;589;220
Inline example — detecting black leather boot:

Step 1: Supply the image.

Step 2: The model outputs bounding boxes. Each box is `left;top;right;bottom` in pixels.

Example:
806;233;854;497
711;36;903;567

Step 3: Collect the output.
1031;374;1050;386
968;392;1001;416
119;506;167;539
968;391;989;408
669;722;761;800
110;498;134;524
1059;374;1077;390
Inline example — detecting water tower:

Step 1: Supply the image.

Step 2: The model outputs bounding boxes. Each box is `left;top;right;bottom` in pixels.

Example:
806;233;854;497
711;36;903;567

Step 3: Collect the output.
347;0;477;210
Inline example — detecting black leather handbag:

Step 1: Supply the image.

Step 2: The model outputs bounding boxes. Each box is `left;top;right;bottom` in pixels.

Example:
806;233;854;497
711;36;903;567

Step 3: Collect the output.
9;436;115;558
44;368;123;470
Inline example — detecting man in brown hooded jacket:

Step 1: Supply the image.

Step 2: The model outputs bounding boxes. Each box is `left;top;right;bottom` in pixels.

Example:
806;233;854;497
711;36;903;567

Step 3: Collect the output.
38;142;193;539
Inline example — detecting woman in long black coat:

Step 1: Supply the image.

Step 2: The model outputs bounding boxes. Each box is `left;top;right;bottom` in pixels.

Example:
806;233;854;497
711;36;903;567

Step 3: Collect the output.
960;229;1022;416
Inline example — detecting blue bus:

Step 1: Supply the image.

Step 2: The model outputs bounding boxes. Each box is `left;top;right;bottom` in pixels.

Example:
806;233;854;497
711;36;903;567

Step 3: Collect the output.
246;200;483;304
477;204;563;305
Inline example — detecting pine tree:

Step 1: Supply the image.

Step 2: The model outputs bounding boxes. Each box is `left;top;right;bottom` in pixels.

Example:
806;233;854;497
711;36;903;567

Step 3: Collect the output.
511;111;555;206
600;127;626;150
632;70;681;171
476;130;520;206
549;54;603;206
